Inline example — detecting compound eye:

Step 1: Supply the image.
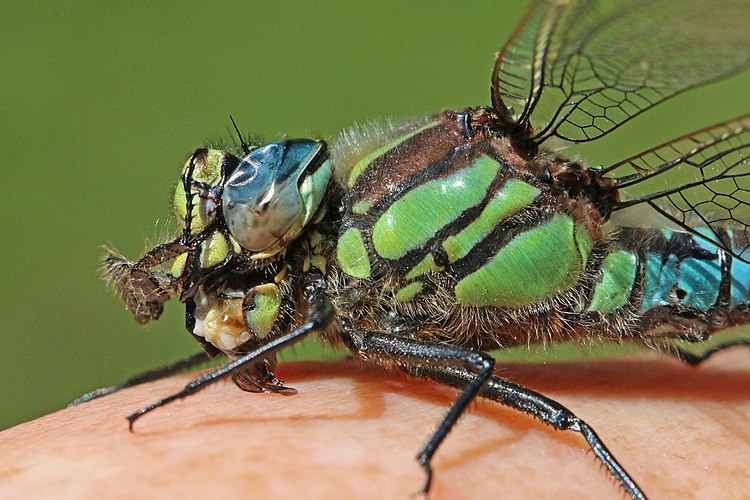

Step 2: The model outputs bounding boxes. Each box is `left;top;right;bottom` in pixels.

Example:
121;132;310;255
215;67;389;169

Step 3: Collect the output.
222;139;332;256
173;149;235;235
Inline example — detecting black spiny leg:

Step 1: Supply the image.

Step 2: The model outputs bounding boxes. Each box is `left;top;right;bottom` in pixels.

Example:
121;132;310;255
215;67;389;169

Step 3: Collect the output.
656;338;750;366
126;271;333;430
69;351;212;406
403;364;647;500
342;327;495;494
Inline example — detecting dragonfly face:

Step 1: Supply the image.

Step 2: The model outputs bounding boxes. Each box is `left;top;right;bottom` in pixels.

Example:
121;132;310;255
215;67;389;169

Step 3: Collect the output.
95;1;750;497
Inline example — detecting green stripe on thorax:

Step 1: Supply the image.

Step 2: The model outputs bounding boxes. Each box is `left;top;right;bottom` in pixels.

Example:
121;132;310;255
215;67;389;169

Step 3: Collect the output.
372;154;502;260
455;214;593;308
336;227;371;279
442;179;540;263
347;121;439;188
395;281;423;302
342;116;471;216
352;199;374;215
405;253;444;280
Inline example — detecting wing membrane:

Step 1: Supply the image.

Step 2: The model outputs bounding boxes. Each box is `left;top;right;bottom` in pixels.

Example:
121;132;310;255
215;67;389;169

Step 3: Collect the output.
606;115;750;259
492;0;750;143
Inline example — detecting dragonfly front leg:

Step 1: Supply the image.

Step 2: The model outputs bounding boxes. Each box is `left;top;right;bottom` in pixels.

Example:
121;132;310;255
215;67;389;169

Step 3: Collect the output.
126;271;334;429
404;363;647;500
69;351;212;406
341;327;495;494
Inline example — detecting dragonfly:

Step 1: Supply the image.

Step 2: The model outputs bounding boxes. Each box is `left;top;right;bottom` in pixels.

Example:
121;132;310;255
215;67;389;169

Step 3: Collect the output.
86;0;749;497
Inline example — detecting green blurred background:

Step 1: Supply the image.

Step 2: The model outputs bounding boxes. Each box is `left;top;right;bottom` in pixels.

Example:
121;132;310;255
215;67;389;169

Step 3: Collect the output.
2;1;748;431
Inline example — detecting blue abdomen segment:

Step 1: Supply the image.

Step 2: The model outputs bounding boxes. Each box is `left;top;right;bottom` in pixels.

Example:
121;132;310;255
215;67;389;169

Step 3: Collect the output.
640;229;750;314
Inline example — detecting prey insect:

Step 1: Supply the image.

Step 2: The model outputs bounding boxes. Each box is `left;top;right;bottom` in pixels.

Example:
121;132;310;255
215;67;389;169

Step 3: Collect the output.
88;1;749;497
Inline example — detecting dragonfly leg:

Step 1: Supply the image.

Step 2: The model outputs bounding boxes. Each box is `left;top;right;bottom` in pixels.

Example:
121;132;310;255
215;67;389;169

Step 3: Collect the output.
341;327;494;494
401;363;647;500
655;338;750;366
126;271;333;430
69;351;212;406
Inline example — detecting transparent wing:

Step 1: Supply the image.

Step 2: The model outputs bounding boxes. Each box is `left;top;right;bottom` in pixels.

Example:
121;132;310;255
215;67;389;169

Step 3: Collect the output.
605;115;750;260
492;0;750;143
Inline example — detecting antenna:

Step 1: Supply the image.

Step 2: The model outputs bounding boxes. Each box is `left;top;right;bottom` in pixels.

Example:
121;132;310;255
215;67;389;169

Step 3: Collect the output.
229;115;251;155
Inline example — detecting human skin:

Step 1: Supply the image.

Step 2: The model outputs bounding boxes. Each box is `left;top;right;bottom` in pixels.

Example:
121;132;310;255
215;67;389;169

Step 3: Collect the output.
2;348;749;499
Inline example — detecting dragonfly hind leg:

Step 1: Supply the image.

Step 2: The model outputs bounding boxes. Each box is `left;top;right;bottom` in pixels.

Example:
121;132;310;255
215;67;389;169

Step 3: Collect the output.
399;363;647;500
653;338;750;366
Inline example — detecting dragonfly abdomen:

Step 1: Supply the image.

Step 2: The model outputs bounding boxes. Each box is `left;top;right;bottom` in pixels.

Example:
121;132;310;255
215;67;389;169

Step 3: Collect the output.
608;227;750;339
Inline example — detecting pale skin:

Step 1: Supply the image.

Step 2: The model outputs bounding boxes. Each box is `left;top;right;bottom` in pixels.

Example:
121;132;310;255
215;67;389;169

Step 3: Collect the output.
2;348;749;499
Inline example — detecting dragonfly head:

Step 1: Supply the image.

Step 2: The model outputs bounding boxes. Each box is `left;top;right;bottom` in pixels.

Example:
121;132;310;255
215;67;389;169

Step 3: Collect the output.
173;139;332;260
167;139;333;351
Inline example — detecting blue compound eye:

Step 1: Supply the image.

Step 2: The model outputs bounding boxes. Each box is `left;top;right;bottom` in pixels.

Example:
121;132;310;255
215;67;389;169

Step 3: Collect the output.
222;139;332;257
